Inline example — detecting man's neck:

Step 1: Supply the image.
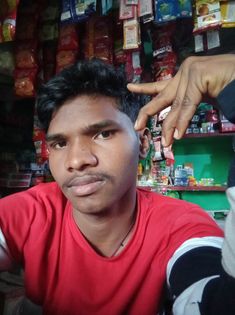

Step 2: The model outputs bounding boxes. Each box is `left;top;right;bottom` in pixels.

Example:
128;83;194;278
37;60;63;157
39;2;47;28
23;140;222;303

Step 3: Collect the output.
72;191;137;257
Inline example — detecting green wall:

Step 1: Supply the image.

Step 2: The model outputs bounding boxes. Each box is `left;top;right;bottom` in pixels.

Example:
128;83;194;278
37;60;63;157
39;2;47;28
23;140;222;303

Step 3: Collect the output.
173;135;234;211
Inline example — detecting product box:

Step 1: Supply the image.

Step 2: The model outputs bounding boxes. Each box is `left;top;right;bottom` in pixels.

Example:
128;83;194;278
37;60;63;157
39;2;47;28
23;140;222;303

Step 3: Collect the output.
219;112;235;132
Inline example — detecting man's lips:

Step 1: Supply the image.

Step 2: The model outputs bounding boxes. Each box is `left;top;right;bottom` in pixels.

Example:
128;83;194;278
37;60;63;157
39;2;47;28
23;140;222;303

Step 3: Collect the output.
66;175;106;197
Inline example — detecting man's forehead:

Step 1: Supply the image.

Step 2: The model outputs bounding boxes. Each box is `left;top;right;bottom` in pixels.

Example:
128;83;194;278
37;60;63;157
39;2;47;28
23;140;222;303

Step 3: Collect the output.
48;94;134;133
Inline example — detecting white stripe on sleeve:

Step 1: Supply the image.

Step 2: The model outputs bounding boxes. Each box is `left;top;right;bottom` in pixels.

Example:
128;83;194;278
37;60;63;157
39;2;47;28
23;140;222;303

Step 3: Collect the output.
172;275;219;315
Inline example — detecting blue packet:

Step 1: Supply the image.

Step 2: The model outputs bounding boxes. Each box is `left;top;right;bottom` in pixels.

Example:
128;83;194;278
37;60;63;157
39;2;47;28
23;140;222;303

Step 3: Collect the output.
60;0;96;24
155;0;179;23
178;0;192;18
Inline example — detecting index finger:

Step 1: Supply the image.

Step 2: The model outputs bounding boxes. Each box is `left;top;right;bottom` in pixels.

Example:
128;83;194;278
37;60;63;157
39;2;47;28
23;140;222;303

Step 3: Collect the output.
127;80;170;95
134;76;181;130
134;92;175;131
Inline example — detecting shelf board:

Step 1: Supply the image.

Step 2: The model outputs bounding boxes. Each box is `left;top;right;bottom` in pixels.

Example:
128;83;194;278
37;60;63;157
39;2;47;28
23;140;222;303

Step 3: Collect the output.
183;132;235;138
166;185;226;192
138;185;227;192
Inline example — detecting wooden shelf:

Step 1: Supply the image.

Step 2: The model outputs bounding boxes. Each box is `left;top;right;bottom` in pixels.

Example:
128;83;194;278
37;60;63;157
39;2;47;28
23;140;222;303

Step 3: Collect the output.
138;185;227;192
183;132;234;138
166;185;226;192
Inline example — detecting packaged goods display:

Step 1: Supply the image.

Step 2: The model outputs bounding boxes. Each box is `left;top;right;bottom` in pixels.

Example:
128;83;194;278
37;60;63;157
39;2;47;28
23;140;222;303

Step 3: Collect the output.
0;0;20;43
0;0;235;196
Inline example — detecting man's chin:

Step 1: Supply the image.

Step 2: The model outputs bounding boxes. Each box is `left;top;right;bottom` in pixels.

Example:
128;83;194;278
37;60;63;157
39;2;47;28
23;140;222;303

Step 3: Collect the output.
70;193;118;216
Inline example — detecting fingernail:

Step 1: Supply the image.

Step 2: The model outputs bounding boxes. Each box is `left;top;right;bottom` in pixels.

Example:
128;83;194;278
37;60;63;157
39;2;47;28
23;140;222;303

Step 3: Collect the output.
134;121;139;130
173;128;179;139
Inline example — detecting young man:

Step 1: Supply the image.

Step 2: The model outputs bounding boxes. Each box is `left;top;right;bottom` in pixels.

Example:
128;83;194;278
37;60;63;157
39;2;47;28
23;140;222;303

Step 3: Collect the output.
0;59;233;315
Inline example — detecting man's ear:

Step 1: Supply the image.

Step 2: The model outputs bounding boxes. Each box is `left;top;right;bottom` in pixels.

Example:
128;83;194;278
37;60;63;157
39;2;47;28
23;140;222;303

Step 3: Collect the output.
138;128;151;159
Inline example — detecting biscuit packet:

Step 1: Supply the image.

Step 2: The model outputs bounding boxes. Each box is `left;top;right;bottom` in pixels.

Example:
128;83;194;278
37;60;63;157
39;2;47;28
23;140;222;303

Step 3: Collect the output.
193;0;222;34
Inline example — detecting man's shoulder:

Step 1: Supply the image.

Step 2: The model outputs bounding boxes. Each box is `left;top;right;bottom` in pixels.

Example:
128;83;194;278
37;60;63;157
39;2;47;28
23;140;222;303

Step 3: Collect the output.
137;187;198;211
136;187;214;224
1;182;65;206
30;181;61;196
0;182;67;229
137;188;222;246
24;182;67;206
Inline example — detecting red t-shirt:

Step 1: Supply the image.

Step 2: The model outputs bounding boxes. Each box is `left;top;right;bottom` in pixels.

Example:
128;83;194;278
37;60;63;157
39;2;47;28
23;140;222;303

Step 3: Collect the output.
0;183;223;315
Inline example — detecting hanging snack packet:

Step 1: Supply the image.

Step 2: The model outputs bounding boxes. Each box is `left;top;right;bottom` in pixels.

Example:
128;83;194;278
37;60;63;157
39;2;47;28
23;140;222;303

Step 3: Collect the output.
155;0;178;23
0;0;19;42
60;0;73;24
123;7;141;50
153;60;176;81
15;40;38;69
119;0;135;20
138;0;153;22
93;16;113;63
84;15;113;63
56;50;77;73
193;0;222;34
33;126;48;164
152;136;174;161
70;0;96;23
220;0;235;28
56;22;79;73
14;68;38;97
2;11;17;42
152;24;177;81
150;106;174;162
57;24;79;51
178;0;192;18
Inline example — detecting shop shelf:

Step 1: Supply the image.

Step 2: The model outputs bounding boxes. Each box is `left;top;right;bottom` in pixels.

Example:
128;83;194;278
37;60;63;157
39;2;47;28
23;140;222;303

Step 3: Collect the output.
138;185;227;192
184;132;235;138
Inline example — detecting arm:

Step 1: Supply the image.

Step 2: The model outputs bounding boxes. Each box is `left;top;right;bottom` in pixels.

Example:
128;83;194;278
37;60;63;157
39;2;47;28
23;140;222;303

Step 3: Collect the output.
128;55;235;313
167;236;235;315
222;187;235;278
166;165;235;314
127;54;235;146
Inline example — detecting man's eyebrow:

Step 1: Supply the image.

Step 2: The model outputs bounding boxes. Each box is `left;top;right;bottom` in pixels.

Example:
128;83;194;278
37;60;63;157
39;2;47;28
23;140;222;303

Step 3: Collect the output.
82;119;121;132
45;134;65;142
46;120;121;141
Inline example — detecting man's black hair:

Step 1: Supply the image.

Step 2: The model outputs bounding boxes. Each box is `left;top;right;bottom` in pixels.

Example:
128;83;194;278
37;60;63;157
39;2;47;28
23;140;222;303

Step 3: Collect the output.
36;58;143;132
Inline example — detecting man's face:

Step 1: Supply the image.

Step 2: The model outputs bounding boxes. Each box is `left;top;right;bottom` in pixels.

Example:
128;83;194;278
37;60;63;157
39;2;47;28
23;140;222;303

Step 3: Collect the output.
46;95;139;215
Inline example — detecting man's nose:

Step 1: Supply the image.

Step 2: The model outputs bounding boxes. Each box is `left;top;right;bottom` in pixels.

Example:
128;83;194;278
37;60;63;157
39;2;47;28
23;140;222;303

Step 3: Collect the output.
65;142;98;171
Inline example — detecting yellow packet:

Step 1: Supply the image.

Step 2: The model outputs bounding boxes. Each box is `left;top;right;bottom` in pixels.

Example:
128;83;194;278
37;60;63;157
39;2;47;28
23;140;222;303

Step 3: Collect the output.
220;0;235;28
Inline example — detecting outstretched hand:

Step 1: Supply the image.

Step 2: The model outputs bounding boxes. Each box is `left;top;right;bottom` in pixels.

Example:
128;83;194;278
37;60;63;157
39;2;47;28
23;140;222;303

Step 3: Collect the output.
128;54;235;146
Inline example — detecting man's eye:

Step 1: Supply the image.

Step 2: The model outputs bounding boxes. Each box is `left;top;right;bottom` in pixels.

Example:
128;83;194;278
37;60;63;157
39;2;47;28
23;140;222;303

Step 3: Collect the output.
50;140;67;149
96;130;115;139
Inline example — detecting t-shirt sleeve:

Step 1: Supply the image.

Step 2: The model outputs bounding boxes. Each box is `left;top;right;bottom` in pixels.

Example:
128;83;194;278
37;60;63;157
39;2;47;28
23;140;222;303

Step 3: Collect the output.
216;79;235;123
161;203;229;315
162;203;224;265
0;189;44;265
